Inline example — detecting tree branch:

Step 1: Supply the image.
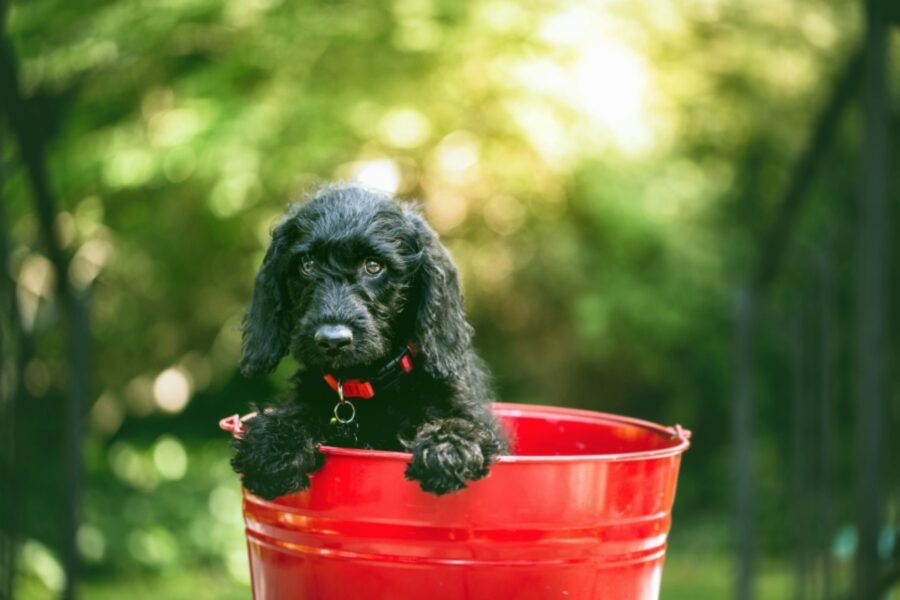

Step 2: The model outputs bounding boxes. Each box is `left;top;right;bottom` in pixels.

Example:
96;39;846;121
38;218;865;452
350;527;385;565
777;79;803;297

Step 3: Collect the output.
751;45;864;292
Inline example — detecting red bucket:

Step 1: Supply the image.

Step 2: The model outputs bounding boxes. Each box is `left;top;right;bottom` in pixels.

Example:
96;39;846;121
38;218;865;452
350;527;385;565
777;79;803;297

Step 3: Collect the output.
220;403;690;600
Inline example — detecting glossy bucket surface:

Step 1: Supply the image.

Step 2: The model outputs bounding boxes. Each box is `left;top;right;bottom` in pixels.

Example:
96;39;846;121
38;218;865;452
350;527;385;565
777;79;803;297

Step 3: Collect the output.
222;403;690;600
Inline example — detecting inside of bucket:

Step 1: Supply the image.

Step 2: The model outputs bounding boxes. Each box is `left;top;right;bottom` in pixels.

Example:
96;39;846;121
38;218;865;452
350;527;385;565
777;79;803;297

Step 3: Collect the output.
497;410;680;457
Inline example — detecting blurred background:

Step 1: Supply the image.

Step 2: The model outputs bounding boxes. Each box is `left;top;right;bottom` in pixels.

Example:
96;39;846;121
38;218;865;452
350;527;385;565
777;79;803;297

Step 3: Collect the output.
0;0;898;598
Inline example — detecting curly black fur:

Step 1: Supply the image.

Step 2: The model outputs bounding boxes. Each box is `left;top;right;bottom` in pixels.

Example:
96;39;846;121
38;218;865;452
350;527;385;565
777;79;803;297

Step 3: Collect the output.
230;184;508;499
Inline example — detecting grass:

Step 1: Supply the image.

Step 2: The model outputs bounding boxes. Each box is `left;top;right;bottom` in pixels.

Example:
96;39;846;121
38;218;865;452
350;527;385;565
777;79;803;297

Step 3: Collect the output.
661;554;791;600
80;569;251;600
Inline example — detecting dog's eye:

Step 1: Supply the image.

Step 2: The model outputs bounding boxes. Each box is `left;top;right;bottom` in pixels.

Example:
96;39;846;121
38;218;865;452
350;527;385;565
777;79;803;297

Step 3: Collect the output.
364;259;384;276
299;257;316;275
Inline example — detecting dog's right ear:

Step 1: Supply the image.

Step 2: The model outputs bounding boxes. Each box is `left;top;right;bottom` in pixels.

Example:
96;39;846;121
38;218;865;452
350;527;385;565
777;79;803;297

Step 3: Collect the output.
240;220;293;376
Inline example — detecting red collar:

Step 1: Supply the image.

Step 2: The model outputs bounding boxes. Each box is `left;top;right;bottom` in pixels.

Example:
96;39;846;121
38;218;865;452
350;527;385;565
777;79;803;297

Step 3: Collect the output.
323;341;418;399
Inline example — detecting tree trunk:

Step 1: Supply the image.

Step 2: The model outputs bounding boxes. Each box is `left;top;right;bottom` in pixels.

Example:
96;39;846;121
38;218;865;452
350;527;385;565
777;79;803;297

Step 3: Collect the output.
732;284;755;600
854;0;890;597
816;251;834;600
0;127;24;600
0;15;90;600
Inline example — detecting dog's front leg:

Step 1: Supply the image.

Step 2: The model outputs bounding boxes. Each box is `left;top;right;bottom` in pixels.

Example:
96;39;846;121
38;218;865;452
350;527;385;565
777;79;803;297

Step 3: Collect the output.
405;415;505;495
230;404;324;500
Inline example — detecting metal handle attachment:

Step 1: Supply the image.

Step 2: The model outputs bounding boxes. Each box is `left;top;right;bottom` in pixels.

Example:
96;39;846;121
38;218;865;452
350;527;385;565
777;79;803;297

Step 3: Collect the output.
669;424;692;441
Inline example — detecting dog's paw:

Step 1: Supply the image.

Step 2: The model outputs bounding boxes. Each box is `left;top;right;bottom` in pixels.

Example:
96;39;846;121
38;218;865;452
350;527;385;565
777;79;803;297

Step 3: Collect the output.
230;412;324;500
404;421;491;495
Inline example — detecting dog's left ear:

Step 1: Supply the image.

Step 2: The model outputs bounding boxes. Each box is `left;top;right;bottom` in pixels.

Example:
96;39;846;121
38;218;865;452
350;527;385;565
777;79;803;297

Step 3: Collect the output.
240;220;294;376
405;207;473;379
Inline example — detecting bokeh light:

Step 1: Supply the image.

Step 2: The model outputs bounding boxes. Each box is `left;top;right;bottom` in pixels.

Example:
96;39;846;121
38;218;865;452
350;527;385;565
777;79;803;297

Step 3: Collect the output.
152;368;193;414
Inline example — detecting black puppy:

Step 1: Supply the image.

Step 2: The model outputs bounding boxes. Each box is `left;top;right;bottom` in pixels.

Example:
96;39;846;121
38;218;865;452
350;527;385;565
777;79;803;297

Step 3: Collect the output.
231;184;508;499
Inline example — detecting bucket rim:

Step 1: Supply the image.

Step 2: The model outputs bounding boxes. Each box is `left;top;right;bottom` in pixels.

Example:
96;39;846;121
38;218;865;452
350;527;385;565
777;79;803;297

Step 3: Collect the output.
221;402;691;464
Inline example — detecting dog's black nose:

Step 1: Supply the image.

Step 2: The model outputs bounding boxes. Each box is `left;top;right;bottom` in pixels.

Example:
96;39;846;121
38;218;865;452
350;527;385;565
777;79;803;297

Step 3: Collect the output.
315;325;353;352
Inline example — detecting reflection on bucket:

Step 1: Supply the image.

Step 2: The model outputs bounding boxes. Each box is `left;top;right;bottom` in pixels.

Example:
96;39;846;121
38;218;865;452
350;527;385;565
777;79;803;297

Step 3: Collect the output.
221;403;691;600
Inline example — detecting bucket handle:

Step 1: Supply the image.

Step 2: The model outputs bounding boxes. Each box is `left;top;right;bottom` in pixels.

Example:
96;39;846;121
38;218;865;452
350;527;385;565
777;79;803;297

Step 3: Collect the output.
221;413;694;444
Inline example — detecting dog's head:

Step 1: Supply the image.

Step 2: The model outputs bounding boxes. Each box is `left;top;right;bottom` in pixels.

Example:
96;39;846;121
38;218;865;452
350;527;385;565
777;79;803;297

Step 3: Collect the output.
240;184;472;379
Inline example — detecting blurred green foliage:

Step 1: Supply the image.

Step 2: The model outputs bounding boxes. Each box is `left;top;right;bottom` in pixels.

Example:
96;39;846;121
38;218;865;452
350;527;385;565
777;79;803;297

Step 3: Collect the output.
3;0;898;596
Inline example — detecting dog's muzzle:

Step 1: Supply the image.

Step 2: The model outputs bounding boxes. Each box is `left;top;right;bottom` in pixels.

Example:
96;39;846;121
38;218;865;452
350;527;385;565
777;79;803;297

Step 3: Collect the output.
315;324;354;353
